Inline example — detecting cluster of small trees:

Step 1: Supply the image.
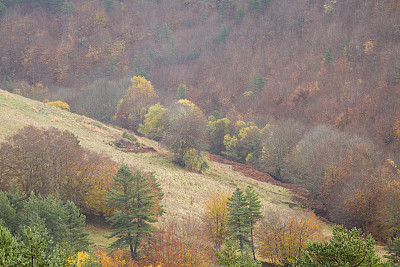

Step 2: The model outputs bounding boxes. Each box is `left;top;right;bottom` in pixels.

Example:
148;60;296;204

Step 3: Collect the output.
114;76;209;172
0;126;119;214
201;187;394;266
114;75;400;246
0;127;167;265
202;188;322;266
0;188;91;265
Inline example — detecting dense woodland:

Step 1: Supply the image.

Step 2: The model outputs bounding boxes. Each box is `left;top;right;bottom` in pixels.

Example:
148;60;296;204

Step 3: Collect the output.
1;0;400;265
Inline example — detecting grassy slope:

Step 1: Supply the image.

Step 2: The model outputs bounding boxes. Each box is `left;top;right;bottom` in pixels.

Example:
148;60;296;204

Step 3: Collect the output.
0;89;311;247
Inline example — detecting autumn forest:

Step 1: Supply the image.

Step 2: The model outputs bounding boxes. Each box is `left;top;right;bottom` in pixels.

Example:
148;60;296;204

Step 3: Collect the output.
1;0;400;266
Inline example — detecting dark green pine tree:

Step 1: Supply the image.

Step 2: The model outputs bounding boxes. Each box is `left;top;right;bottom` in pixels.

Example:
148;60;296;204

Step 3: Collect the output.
245;186;263;260
63;201;91;252
0;222;25;266
227;188;251;254
106;165;164;260
297;225;389;266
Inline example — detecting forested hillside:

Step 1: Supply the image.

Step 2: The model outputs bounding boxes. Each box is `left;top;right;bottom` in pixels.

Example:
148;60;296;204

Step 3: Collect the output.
1;0;400;151
1;0;400;265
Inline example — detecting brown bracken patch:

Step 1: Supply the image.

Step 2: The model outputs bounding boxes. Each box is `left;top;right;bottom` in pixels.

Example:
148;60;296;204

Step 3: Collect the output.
208;153;318;212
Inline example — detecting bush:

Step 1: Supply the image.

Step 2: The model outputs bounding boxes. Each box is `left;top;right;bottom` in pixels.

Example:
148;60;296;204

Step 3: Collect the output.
182;148;208;172
297;225;388;266
47;100;70;111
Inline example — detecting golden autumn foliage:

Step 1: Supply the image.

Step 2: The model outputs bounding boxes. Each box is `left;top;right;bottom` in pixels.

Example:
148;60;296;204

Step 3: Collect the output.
114;76;159;131
47;100;70;111
202;192;230;248
68;251;98;267
257;211;325;266
95;249;130;267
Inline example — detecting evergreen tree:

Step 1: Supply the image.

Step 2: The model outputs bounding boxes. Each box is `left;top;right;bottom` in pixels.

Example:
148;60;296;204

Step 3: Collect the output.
106;165;164;259
216;238;261;267
64;201;91;252
103;0;114;12
0;2;6;16
216;238;242;266
227;188;251;254
396;64;400;84
177;83;188;100
0;222;25;266
245;186;263;260
297;225;389;266
324;48;333;64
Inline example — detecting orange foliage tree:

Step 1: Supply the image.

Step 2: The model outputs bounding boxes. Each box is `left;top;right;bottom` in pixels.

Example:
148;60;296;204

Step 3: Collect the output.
0;126;118;214
143;219;215;266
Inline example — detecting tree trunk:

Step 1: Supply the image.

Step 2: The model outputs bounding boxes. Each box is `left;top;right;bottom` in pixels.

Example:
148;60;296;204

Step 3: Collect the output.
128;232;134;259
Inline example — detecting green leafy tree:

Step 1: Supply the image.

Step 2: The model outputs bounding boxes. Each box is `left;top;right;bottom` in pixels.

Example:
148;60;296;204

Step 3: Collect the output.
227;188;251;254
297;225;389;266
138;103;167;141
106;165;164;259
245;186;262;260
207;116;231;155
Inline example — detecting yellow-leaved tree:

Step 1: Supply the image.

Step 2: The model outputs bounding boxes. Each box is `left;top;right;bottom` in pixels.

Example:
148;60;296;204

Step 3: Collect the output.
202;192;230;249
114;76;159;131
257;211;325;266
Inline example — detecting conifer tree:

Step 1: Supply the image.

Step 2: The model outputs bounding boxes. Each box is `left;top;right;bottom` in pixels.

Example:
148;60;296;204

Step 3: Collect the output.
245;186;263;260
297;225;389;266
106;165;164;259
64;201;91;252
227;188;251;254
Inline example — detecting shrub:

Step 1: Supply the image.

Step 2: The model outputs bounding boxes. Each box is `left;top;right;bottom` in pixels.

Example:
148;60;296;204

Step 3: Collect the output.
47;100;70;111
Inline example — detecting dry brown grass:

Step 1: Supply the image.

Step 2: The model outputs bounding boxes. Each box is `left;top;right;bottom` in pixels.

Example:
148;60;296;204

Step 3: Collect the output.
0;89;314;223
